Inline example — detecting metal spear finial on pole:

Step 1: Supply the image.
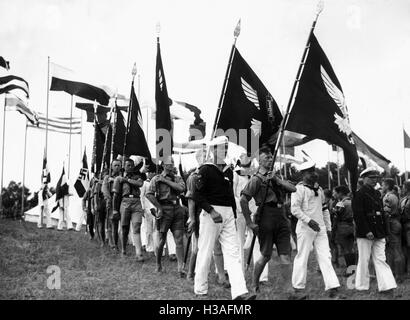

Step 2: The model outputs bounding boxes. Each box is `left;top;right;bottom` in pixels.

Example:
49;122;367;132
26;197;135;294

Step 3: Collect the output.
316;0;324;16
234;19;241;39
132;63;137;83
156;22;161;41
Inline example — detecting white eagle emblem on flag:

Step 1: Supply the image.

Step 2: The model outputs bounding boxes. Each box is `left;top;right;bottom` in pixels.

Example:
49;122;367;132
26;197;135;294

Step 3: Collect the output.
159;69;164;91
250;118;262;137
321;66;354;144
241;77;260;110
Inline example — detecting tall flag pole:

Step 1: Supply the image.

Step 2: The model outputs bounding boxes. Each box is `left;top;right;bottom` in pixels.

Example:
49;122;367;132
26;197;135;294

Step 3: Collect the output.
68;94;74;180
336;146;341;185
327;145;332;189
122;63;137;166
109;97;118;176
211;19;241;140
155;22;173;162
272;1;324;168
91;102;98;174
21;120;28;217
403;125;410;180
46;56;50;159
0;94;6;212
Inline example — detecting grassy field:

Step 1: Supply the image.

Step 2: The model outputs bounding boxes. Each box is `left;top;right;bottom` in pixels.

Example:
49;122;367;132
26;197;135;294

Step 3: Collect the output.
0;218;408;300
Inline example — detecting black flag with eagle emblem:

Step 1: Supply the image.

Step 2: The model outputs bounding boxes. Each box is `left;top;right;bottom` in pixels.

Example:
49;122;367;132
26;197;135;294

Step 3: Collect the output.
216;49;282;155
285;33;358;192
155;40;173;160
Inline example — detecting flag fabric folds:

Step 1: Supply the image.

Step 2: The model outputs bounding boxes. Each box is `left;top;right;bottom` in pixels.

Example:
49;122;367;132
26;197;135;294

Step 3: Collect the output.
0;56;10;70
41;149;51;184
49;62;119;106
5;95;39;125
50;77;110;106
123;84;151;159
91;121;108;174
74;149;90;198
0;75;29;98
155;40;173;159
215;49;283;155
112;106;126;157
27;112;81;134
351;131;391;171
51;166;69;213
404;129;410;149
285;33;358;192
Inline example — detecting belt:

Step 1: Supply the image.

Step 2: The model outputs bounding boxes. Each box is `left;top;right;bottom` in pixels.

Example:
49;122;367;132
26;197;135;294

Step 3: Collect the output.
159;199;180;205
265;202;282;208
123;194;138;199
366;211;382;217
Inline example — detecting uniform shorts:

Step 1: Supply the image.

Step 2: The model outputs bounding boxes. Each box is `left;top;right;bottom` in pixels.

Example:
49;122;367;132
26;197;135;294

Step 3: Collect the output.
159;204;185;233
335;222;355;254
388;218;402;245
94;207;106;224
120;198;143;229
258;206;291;257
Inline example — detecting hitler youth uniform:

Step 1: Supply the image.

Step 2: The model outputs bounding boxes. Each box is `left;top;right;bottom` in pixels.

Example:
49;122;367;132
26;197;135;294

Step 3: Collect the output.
112;171;144;256
82;185;95;239
352;169;396;291
333;196;356;270
102;171;121;249
383;190;405;281
399;194;410;275
146;171;186;235
241;171;292;260
93;177;107;244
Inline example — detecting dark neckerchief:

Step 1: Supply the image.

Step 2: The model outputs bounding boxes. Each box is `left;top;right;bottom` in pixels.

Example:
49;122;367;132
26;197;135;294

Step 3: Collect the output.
303;182;319;196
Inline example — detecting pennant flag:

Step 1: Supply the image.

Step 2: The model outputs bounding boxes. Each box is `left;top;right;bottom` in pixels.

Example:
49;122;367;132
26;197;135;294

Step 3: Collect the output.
0;56;10;70
49;62;118;106
0;75;29;98
52;166;69;213
74;149;90;197
124;84;151;159
27;112;81;134
215;49;282;155
41;149;51;184
285;33;358;192
351;131;390;171
5;94;39;125
404;129;410;149
155;40;173;159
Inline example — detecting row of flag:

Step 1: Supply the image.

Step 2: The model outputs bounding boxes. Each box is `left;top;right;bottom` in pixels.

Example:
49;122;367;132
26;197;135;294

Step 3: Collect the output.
2;14;410;204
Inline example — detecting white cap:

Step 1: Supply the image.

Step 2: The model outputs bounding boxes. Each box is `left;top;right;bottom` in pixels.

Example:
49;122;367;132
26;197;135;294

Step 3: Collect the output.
359;166;380;178
296;160;316;172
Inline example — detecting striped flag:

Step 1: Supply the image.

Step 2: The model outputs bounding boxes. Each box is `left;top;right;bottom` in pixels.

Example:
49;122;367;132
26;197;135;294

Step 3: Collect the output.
74;149;90;197
27;112;81;134
0;75;29;98
5;94;39;125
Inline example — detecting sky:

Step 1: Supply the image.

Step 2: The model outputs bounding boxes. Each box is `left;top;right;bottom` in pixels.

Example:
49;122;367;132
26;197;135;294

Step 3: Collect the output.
1;0;410;195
